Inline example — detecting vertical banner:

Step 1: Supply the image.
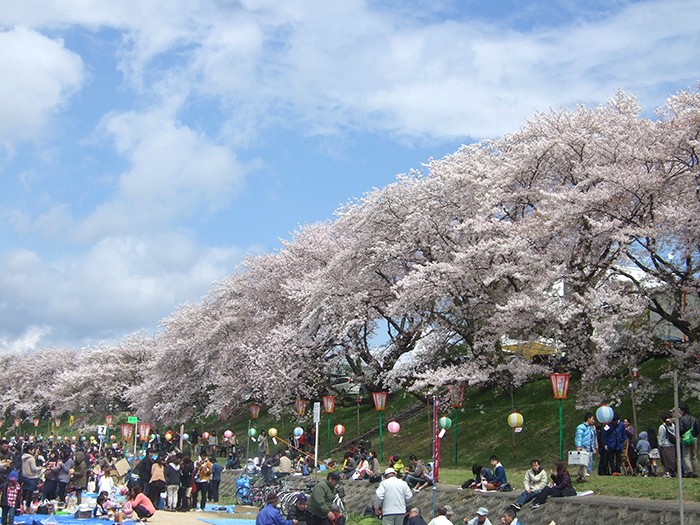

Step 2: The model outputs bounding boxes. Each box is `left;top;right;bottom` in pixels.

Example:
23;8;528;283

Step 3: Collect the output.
432;397;441;483
121;424;133;440
138;423;152;441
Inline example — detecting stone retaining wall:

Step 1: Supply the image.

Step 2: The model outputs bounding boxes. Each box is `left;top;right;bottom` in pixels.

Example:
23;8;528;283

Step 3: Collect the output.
221;472;700;525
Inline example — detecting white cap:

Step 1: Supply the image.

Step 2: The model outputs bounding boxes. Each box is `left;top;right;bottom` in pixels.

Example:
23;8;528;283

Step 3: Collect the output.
384;467;396;475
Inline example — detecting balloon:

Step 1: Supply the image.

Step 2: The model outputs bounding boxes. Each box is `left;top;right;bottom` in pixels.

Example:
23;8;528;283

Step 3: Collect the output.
438;417;452;430
224;430;233;439
387;421;400;435
268;428;278;438
182;433;190;441
110;435;116;441
596;405;614;424
293;427;304;437
71;436;77;441
149;434;155;440
507;412;524;428
334;424;345;436
164;432;173;442
248;428;257;438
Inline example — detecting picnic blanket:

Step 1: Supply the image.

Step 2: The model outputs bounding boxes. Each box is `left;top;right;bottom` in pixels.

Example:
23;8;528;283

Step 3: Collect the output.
203;503;237;513
199;519;254;525
14;516;139;525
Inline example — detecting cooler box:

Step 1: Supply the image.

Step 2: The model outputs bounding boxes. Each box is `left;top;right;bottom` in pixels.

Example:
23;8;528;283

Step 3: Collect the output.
568;450;591;466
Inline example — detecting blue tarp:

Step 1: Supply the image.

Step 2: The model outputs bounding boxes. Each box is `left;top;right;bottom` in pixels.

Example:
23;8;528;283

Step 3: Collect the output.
199;518;254;525
203;504;237;513
14;517;139;525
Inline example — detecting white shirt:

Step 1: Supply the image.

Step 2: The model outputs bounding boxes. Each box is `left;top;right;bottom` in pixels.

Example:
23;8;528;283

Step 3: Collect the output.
427;516;453;525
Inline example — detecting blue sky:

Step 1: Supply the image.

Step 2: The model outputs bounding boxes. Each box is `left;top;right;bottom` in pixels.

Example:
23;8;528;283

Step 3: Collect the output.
0;0;698;350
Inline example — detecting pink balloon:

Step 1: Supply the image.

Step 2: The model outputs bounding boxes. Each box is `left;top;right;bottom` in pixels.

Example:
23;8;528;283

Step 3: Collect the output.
224;430;233;439
387;421;400;434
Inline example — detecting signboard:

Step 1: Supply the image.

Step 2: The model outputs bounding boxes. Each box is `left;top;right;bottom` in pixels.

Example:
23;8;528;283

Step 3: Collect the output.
97;425;107;437
127;416;138;424
313;402;321;424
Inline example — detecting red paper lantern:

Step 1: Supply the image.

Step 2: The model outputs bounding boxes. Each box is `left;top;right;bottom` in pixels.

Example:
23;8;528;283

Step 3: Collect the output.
321;395;336;414
105;414;114;426
249;403;261;419
372;392;388;411
550;373;570;399
294;399;308;417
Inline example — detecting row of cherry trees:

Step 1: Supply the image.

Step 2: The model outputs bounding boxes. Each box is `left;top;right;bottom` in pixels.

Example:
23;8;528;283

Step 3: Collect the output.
2;87;698;425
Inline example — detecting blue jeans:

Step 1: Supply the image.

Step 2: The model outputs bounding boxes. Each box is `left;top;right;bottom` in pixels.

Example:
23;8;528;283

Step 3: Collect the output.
2;506;16;525
516;489;540;506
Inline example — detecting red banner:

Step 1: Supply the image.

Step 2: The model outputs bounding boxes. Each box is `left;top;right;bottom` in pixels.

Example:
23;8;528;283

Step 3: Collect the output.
138;423;151;441
121;424;133;440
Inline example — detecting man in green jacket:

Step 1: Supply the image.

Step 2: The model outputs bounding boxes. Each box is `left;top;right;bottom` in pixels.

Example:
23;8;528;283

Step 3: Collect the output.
307;472;340;525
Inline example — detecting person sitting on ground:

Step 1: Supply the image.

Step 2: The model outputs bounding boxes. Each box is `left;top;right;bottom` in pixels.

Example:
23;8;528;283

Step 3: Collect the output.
463;507;491;525
341;452;357;479
462;464;492;489
427;506;453;525
511;459;548;510
404;455;428;488
388;456;405;478
225;453;241;470
93;492;112;519
482;456;507;490
531;460;576;508
366;451;382;482
287;494;311;524
129;485;156;521
636;431;651;476
413;462;434;492
406;507;427;525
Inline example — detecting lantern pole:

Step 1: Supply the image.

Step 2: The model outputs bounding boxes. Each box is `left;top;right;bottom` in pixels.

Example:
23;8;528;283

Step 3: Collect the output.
372;392;388;462
550;372;570;461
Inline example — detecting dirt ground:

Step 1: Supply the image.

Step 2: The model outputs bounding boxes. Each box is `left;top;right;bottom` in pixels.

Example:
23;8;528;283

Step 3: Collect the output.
141;505;258;525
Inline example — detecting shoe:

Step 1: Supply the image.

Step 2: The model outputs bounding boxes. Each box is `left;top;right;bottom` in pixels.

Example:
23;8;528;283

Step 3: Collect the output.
531;504;541;509
576;477;587;483
584;472;591;477
688;472;698;478
511;504;521;511
196;508;203;512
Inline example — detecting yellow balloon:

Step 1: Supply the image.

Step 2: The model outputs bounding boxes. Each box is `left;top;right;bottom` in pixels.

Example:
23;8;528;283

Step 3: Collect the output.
268;427;278;437
507;412;524;428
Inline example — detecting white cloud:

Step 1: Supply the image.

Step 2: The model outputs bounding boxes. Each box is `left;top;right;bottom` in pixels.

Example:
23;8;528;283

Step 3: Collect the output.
0;27;83;147
0;235;244;346
75;105;246;241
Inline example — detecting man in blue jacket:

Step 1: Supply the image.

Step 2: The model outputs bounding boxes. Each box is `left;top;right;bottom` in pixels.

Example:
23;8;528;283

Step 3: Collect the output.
604;414;627;475
574;412;597;482
257;492;298;525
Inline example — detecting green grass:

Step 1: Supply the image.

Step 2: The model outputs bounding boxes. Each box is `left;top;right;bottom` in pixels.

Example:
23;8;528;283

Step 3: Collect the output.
38;356;700;502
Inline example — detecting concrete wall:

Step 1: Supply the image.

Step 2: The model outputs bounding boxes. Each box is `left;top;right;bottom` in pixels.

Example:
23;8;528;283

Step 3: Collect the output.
221;471;700;525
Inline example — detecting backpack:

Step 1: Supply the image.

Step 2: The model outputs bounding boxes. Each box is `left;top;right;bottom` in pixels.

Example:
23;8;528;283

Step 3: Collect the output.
682;428;696;446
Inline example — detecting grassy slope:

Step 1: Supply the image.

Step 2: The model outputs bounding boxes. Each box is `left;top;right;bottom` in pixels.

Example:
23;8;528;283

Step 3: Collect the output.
50;357;700;501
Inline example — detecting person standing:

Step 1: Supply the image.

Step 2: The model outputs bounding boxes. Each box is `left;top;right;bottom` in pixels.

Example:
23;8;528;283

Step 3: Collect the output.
70;450;88;506
574;412;597;482
210;457;222;502
20;444;42;509
164;455;180;511
680;405;699;477
373;468;413;525
307;472;340;525
658;413;677;477
194;451;212;511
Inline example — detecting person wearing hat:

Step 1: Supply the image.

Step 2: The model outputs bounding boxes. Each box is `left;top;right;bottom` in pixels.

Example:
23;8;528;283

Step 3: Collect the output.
307;472;340;525
1;470;21;525
257;492;298;525
464;507;492;525
287;494;311;524
373;467;413;525
427;506;453;525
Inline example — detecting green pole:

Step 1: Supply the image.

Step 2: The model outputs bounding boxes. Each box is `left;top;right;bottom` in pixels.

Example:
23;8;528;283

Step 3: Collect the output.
327;416;331;457
559;399;564;460
379;412;383;462
453;409;459;465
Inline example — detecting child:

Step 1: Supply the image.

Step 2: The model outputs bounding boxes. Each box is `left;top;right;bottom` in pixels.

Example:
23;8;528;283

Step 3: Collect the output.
413;463;434;492
329;504;345;525
389;456;405;478
93;492;113;519
635;431;651;476
2;471;22;525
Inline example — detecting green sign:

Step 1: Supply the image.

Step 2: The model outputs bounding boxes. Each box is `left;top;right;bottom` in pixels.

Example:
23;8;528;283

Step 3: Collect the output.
127;416;138;424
